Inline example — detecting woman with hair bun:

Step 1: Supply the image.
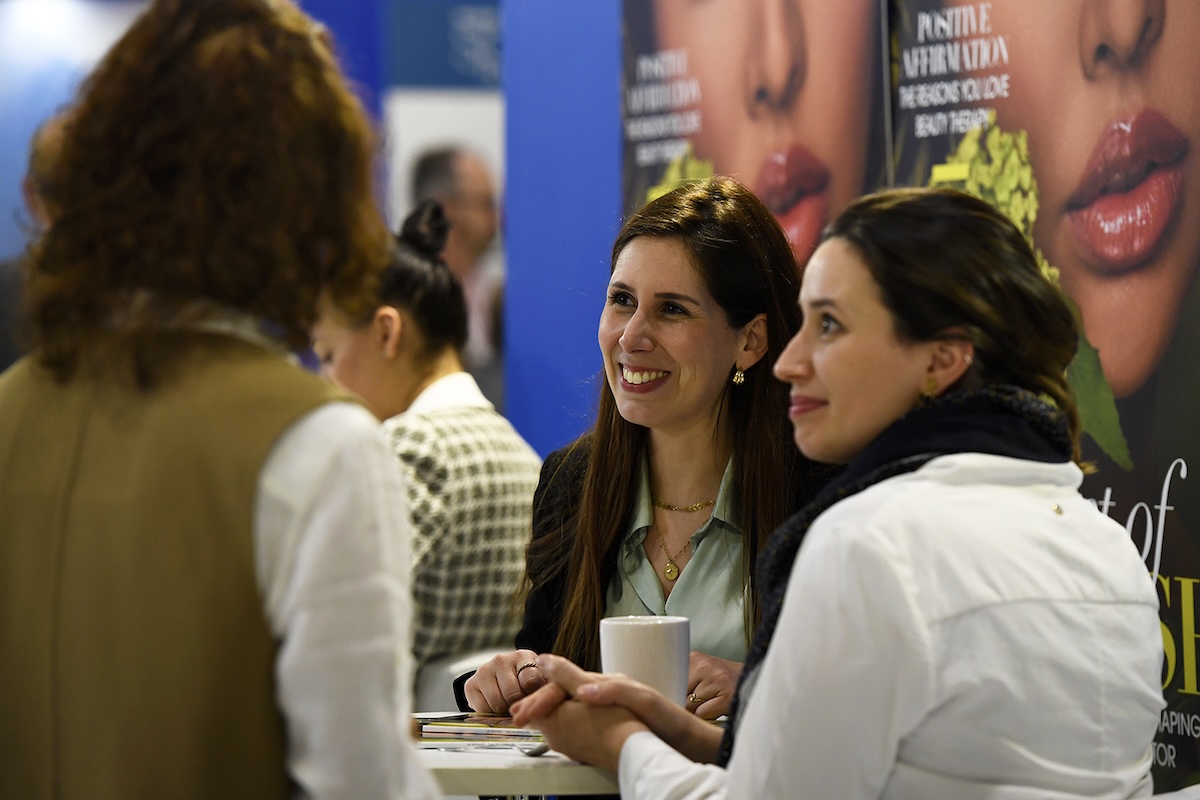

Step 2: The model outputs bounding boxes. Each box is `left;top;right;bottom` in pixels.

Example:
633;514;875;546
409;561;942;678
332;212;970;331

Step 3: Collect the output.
312;199;542;673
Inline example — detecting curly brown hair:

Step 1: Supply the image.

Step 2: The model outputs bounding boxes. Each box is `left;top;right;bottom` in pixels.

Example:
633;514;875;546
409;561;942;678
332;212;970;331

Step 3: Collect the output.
28;0;389;387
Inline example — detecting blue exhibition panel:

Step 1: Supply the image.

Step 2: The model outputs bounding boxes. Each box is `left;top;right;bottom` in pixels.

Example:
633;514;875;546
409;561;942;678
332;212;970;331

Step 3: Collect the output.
501;0;622;456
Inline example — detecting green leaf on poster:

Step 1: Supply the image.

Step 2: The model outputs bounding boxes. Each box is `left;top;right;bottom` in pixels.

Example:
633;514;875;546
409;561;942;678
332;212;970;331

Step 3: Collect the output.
1068;333;1133;470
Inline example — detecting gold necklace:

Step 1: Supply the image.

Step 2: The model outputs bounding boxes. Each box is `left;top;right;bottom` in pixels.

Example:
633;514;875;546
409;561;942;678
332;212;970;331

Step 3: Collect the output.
658;532;691;581
652;496;716;513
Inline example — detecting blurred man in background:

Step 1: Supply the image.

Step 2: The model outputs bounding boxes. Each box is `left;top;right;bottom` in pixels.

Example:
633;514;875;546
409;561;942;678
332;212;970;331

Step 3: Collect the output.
411;145;505;410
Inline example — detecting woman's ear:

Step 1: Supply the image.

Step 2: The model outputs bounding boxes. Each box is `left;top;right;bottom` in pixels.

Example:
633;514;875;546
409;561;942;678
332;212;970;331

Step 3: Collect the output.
374;306;404;360
927;338;975;393
736;313;770;371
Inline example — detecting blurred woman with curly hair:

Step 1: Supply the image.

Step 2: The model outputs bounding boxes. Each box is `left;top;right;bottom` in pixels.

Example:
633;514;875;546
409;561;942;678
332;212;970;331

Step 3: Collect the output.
0;1;439;798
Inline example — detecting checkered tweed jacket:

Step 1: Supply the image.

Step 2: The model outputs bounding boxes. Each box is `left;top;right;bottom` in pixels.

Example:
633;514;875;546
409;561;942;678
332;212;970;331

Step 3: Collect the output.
387;403;542;667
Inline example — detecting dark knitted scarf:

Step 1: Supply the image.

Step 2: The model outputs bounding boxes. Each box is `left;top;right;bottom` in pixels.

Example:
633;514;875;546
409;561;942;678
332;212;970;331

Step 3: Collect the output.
715;385;1072;766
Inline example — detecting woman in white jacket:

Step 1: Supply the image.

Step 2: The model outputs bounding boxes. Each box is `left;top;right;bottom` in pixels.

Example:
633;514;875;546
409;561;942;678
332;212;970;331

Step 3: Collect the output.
511;186;1166;799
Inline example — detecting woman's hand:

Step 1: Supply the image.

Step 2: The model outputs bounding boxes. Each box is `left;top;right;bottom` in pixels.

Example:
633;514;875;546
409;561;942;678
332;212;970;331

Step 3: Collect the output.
512;654;724;765
462;650;545;713
685;652;743;719
529;698;645;772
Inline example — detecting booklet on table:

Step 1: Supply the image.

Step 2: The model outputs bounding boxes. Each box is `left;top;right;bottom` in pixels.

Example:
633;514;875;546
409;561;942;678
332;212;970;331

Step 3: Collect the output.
414;712;544;742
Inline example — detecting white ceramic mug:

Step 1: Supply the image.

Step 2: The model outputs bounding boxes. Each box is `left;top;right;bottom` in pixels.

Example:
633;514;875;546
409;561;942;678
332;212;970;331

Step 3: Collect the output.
599;615;690;706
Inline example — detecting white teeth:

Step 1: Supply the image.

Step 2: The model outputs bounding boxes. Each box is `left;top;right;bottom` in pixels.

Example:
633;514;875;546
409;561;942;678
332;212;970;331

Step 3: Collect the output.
622;367;668;385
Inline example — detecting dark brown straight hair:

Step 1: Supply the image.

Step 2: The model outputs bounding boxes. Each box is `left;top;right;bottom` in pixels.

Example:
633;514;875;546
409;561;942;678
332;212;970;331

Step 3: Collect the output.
825;187;1086;464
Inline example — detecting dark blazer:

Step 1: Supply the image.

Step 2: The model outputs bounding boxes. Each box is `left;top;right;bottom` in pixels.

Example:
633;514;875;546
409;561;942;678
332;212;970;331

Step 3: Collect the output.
514;440;592;654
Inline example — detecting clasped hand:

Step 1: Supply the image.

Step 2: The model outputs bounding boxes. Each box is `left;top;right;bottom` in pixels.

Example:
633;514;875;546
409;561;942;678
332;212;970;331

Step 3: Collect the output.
465;649;741;720
509;654;724;772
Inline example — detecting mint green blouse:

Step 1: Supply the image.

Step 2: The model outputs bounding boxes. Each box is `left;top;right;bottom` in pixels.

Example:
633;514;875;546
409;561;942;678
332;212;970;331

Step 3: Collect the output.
604;458;749;663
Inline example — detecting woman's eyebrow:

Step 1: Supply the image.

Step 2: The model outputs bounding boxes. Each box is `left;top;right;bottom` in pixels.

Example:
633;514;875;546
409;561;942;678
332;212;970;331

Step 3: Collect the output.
654;291;702;305
608;281;702;306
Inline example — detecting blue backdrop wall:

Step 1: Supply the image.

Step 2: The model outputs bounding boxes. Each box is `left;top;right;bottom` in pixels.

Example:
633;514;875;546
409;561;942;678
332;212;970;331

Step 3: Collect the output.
296;0;384;116
501;0;622;456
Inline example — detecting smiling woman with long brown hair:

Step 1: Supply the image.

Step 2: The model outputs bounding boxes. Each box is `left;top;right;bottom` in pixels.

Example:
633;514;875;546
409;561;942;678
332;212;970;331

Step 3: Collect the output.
460;176;830;720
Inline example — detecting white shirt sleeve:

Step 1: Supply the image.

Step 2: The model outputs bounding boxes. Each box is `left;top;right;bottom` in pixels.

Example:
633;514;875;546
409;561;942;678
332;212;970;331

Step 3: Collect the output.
617;517;933;800
254;401;441;800
620;731;728;800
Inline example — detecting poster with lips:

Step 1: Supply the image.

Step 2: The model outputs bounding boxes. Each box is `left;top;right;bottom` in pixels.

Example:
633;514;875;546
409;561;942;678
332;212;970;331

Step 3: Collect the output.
891;0;1198;790
619;0;892;266
625;0;1200;791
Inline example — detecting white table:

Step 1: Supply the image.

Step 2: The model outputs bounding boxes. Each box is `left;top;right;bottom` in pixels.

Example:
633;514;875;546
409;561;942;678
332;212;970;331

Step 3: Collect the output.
418;746;619;797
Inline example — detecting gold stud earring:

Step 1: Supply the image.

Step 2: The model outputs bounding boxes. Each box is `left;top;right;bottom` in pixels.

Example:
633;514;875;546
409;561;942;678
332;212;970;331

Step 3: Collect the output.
919;375;938;405
731;369;746;386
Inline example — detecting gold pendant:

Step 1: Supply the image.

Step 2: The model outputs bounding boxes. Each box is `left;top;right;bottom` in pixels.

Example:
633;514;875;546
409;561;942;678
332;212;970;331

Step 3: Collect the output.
663;561;679;581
